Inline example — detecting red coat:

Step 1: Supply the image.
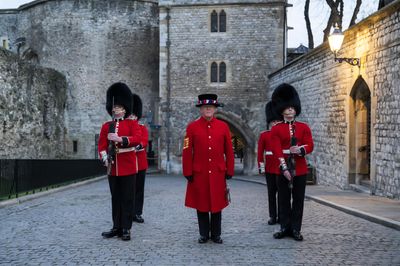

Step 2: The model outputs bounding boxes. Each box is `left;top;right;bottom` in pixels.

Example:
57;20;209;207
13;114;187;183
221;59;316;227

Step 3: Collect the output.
136;124;149;171
257;130;280;175
182;116;234;212
98;119;142;176
270;121;314;176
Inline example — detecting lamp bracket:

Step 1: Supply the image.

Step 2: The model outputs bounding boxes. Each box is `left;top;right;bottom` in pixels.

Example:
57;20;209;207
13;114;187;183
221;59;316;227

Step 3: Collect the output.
334;56;360;67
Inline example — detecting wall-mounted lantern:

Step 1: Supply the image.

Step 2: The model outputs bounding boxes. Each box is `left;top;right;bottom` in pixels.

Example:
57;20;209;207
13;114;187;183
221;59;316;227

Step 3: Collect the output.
328;24;360;67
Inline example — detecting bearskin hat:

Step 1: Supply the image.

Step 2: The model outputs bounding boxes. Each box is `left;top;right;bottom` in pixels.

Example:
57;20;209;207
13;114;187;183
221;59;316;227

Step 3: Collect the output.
265;101;281;124
106;82;133;118
132;93;143;119
271;83;301;116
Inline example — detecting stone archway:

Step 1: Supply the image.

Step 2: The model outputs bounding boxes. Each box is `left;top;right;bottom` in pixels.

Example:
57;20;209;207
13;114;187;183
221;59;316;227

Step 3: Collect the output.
215;111;256;175
349;76;371;186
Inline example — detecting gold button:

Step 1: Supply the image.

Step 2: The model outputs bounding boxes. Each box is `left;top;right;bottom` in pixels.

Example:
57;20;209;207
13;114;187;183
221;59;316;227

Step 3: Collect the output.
209;170;211;174
209;147;211;150
208;136;211;139
209;158;211;162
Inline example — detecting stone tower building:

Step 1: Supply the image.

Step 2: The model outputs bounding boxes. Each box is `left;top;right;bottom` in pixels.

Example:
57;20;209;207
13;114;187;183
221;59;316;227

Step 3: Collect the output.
158;0;287;174
0;0;159;159
1;0;287;175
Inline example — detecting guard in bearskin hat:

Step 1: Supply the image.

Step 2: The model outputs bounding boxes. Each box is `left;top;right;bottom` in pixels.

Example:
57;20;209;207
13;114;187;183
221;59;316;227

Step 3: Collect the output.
182;94;234;244
98;82;142;241
128;93;148;224
270;83;314;241
257;101;282;225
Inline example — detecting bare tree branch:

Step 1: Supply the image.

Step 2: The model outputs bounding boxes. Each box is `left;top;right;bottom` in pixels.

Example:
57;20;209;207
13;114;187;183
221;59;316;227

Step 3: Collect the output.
338;0;344;27
304;0;314;49
349;0;362;27
323;0;343;42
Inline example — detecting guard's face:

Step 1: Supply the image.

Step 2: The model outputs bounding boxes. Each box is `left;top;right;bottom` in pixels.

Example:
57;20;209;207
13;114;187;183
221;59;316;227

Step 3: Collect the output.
112;105;126;116
282;107;296;119
200;105;217;119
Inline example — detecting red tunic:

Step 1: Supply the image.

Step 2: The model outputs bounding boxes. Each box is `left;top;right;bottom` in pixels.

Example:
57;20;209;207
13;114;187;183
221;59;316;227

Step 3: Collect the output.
270;121;314;176
182;116;234;213
257;130;280;175
136;124;149;171
98;119;142;176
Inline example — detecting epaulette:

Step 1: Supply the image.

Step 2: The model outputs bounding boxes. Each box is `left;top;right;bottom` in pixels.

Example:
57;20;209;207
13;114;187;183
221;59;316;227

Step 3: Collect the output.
295;120;309;126
274;121;284;126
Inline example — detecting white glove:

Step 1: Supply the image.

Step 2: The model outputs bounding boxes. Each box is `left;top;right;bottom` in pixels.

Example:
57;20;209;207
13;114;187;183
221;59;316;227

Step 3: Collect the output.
259;163;265;174
100;151;108;166
108;133;122;143
290;145;301;154
283;170;292;181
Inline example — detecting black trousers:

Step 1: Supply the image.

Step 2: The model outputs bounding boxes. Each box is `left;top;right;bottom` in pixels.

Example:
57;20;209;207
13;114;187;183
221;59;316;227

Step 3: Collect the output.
277;174;306;232
108;174;136;230
265;173;278;219
134;170;146;215
197;210;221;238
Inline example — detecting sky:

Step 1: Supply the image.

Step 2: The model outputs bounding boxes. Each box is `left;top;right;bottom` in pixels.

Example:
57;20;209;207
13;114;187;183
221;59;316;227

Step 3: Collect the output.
0;0;380;48
287;0;379;48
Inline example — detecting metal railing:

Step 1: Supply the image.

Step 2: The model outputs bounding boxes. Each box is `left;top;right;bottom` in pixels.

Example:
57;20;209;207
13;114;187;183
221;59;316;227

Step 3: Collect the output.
0;159;106;200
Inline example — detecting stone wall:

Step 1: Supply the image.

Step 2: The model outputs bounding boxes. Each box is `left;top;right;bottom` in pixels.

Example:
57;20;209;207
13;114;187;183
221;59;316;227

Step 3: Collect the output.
159;1;286;173
160;0;279;5
267;2;400;198
1;0;159;159
0;48;67;158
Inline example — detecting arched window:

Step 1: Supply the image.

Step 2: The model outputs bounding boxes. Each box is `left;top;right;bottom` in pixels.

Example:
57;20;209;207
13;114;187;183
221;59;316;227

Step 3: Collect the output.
219;10;226;32
211;10;218;32
210;61;227;83
211;62;218;82
219;62;226;82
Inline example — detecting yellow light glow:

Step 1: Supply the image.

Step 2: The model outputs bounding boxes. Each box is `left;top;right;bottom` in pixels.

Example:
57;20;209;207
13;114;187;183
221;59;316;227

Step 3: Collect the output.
328;25;344;53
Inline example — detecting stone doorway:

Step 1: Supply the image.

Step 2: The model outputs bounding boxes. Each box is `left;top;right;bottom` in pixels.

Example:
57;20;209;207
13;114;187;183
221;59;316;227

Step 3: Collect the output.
216;112;256;175
349;77;371;186
231;129;245;174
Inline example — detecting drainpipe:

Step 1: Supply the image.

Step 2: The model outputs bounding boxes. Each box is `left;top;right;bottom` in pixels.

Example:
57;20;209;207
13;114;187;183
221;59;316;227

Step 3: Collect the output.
166;7;171;174
283;1;293;65
283;2;286;65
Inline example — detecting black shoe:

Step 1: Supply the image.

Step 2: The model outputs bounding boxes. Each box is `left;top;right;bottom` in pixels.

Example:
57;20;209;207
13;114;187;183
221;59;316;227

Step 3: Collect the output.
121;229;131;241
102;228;122;238
211;236;223;244
198;236;209;244
273;229;289;239
268;217;277;225
292;230;303;241
133;214;144;223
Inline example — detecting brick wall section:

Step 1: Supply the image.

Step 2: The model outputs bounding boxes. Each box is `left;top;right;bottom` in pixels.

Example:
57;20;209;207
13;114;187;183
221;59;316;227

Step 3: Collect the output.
268;2;400;199
159;1;286;173
1;0;159;159
0;48;67;158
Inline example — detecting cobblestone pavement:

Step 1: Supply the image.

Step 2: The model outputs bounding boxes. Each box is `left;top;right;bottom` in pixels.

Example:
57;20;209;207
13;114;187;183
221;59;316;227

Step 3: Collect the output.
0;175;399;265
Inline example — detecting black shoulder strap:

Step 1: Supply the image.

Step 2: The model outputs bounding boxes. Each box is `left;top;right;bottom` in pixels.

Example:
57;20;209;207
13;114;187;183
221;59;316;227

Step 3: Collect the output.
108;121;115;133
